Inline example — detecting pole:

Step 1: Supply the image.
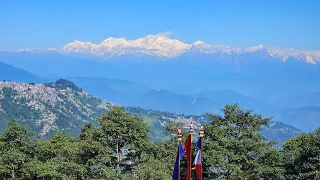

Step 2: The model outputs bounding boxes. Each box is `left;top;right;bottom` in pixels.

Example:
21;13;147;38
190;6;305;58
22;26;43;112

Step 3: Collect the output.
189;122;194;180
178;142;180;180
178;128;182;180
199;124;204;180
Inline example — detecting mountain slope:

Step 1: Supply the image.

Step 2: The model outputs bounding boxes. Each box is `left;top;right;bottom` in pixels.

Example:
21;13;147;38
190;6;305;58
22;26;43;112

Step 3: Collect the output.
0;79;111;136
0;61;43;83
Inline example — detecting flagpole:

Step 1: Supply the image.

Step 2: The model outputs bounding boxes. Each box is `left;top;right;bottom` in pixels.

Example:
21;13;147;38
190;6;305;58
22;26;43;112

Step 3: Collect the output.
199;124;204;180
189;122;194;180
178;128;182;180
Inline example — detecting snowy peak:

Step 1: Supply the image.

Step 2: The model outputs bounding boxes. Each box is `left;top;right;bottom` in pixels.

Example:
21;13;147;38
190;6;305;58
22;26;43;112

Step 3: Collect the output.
17;48;58;53
60;34;191;57
133;34;191;57
244;45;266;52
16;33;320;64
63;40;98;54
17;48;45;53
267;48;320;63
193;40;205;46
190;41;241;54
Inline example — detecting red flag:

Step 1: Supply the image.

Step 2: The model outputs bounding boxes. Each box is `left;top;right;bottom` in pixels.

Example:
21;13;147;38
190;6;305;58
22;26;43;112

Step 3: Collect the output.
184;134;192;180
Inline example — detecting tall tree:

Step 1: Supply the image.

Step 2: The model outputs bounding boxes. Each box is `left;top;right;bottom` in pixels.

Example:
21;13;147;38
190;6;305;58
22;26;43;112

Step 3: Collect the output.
0;120;34;179
96;106;150;175
203;104;284;179
133;122;183;180
284;128;320;179
77;123;113;179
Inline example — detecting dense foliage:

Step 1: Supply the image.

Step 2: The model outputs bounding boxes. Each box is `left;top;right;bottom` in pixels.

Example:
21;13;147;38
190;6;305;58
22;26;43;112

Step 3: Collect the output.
0;105;317;179
203;104;284;179
283;129;320;179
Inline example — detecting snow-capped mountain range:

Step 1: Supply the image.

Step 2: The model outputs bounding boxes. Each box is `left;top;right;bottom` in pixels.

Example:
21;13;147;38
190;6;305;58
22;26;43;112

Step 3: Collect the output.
17;33;320;64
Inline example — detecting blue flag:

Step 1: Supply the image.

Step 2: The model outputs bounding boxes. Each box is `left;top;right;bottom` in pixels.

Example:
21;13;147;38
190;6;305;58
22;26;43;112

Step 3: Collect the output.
172;141;184;180
195;137;201;150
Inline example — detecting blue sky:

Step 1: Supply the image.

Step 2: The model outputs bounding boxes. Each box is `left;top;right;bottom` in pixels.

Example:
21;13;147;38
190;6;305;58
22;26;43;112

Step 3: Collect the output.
0;0;319;51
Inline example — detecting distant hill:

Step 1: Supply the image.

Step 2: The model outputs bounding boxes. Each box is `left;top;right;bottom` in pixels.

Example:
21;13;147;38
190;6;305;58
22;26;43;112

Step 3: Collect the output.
261;106;320;132
0;61;43;83
136;89;218;114
191;90;270;110
260;121;302;149
66;77;149;106
276;93;320;108
132;89;270;114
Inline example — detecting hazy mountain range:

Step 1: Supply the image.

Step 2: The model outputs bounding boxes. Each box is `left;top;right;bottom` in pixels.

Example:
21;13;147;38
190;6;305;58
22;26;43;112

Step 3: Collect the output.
0;33;319;132
0;79;302;147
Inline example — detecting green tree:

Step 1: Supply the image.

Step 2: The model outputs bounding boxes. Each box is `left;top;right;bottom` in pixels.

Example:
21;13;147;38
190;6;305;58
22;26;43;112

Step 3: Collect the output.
283;128;320;179
95;106;150;176
133;121;186;180
77;123;113;179
203;104;284;179
0;120;34;179
133;155;171;180
22;132;86;179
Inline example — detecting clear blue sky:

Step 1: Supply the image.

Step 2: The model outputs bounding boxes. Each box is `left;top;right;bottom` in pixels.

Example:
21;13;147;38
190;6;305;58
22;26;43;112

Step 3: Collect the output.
0;0;319;51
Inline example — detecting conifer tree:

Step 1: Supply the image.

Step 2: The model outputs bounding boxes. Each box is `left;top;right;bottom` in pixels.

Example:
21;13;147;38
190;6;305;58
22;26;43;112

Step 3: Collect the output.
203;104;284;179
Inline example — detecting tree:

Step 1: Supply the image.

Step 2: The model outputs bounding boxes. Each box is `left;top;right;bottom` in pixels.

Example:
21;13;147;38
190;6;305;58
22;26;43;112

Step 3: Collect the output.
283;128;320;179
96;106;150;175
133;121;187;180
77;123;113;179
133;156;171;180
203;104;284;179
22;133;86;179
0;120;34;179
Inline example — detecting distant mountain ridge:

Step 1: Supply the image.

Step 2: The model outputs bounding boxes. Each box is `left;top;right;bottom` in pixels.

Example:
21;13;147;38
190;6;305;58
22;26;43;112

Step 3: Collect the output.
132;89;270;114
17;33;320;64
261;106;320;132
66;77;149;106
0;61;43;83
61;78;269;115
136;89;216;114
191;90;270;110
